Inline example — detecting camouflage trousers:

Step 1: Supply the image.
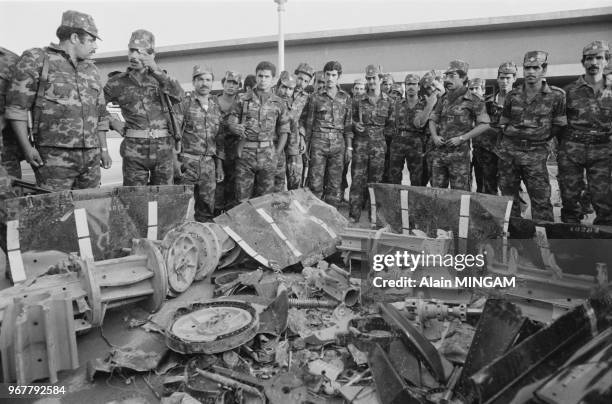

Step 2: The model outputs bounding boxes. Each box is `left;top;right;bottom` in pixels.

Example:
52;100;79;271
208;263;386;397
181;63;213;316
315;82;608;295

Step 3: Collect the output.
430;146;471;191
497;142;553;222
1;131;24;178
180;154;217;222
388;135;424;186
273;149;287;192
349;136;386;220
120;137;174;186
235;145;277;202
557;140;612;225
472;146;498;195
34;146;100;191
382;135;393;183
307;134;345;208
215;136;240;213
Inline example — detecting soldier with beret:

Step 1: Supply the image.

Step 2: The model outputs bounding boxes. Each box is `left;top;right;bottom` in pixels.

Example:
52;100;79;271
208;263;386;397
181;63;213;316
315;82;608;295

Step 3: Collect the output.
349;64;394;222
6;10;111;191
178;65;224;222
558;41;612;225
473;62;518;195
497;51;567;221
429;60;490;191
104;29;184;186
388;73;437;186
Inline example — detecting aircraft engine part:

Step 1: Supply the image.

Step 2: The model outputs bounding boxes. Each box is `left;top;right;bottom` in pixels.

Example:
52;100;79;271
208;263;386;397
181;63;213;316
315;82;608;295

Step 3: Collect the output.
160;229;199;293
166;300;259;354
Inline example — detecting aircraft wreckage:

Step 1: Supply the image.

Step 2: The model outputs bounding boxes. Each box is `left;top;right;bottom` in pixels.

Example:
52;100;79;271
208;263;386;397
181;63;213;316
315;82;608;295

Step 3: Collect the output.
0;168;610;403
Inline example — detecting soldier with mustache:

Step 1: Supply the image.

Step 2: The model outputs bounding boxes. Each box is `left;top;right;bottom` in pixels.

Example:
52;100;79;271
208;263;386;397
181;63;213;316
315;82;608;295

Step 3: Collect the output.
558;41;612;225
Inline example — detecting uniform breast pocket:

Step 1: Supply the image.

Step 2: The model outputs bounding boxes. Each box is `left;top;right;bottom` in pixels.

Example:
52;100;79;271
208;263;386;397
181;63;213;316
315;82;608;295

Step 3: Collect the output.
374;112;387;125
316;106;329;120
510;105;524;122
264;109;278;130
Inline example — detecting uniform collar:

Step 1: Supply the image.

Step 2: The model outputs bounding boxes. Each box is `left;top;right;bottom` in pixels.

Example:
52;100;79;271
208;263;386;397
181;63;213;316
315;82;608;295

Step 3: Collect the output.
575;74;609;89
519;80;551;94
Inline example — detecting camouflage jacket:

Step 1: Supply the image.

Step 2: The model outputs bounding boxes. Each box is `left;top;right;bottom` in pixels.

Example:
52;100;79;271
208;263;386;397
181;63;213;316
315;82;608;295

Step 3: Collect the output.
473;92;504;150
305;87;353;142
500;82;567;142
180;94;224;160
430;86;490;148
229;88;290;143
5;44;109;148
394;97;428;138
564;75;612;135
0;47;18;115
351;92;394;140
103;67;184;133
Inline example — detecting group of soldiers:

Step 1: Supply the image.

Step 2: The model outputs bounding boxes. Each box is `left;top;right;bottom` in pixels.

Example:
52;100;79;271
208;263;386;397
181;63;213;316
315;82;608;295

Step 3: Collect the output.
0;10;611;226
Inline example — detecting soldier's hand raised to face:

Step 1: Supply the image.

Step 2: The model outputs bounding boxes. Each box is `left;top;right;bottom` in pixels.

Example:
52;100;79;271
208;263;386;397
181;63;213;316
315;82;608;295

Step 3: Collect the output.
140;51;160;74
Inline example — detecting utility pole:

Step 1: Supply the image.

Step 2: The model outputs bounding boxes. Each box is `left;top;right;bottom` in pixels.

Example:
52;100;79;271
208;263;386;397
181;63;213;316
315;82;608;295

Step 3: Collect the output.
274;0;287;72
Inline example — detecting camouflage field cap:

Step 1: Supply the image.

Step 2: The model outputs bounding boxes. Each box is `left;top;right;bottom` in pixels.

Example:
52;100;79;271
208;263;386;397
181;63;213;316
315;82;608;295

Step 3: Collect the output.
60;10;101;40
523;51;548;67
444;60;469;74
314;71;325;83
498;61;518;75
404;73;420;84
583;40;610;56
224;70;242;83
192;65;213;79
365;64;382;78
279;71;297;88
468;78;485;88
391;83;403;93
294;62;314;77
382;73;395;83
353;78;366;85
129;29;155;50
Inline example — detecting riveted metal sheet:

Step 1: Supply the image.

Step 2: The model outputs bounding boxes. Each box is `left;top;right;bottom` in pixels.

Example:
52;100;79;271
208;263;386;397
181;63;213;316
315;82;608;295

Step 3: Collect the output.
369;184;512;256
0;186;194;272
214;189;348;270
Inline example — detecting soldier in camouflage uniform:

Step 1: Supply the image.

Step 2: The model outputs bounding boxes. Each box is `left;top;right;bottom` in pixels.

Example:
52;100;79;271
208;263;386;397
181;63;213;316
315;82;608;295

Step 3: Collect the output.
228;61;290;201
349;64;395;222
6;10;111;191
389;83;404;101
340;78;368;200
179;65;224;222
419;72;445;186
273;71;299;192
304;61;353;208
288;62;313;190
497;51;567;222
104;29;184;186
388;74;437;185
473;63;518;195
214;71;242;213
0;47;22;177
558;41;612;225
429;60;490;191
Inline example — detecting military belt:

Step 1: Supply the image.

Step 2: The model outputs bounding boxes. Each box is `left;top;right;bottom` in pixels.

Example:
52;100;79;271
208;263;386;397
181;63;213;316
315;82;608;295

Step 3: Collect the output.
504;137;549;148
564;131;611;145
243;141;274;148
125;129;171;139
312;131;343;140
